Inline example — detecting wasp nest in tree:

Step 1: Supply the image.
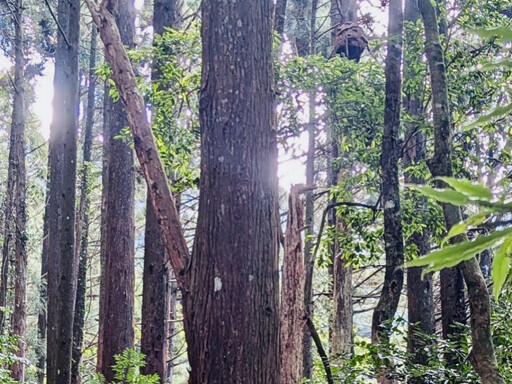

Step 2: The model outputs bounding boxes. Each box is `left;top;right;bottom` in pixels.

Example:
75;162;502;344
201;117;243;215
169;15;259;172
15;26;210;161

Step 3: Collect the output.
334;22;368;62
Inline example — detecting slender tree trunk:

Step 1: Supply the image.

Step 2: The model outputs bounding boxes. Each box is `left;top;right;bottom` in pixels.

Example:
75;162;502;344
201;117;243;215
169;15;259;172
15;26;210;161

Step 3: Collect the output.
100;0;136;381
302;1;317;379
329;0;357;362
403;2;434;380
86;0;280;381
418;0;503;382
10;0;27;380
47;0;80;382
140;1;175;381
371;0;404;345
71;24;98;384
96;80;110;374
281;186;306;384
37;157;50;384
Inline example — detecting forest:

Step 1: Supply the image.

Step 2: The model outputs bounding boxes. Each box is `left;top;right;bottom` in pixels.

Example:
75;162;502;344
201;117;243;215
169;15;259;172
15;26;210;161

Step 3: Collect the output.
1;0;512;383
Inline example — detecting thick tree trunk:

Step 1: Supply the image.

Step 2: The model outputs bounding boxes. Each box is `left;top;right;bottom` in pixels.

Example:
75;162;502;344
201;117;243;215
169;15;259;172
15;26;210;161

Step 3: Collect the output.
403;1;435;379
86;1;280;381
47;0;80;382
100;1;136;381
140;1;175;381
10;0;27;380
71;24;97;384
280;186;306;384
184;1;280;382
371;0;404;347
418;0;503;382
274;0;288;38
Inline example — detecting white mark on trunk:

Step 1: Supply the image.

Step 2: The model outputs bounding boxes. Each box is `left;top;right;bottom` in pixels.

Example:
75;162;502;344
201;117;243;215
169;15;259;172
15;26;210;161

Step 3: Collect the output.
384;200;395;210
214;277;222;292
249;274;254;282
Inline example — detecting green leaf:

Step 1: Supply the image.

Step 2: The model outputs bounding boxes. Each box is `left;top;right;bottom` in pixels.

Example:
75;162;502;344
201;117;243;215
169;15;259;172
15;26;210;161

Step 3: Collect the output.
463;103;512;130
471;26;512;43
492;237;512;300
407;228;512;272
442;222;468;245
406;185;469;205
436;177;492;200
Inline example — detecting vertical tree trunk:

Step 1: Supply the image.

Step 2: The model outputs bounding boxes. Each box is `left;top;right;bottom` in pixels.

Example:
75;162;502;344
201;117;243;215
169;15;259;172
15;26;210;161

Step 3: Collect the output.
371;0;404;348
37;157;50;384
403;1;434;379
329;0;357;361
303;1;317;378
71;24;98;384
183;0;280;382
418;0;503;382
96;80;111;374
140;1;175;381
47;0;80;382
281;186;306;384
10;0;27;380
100;0;136;381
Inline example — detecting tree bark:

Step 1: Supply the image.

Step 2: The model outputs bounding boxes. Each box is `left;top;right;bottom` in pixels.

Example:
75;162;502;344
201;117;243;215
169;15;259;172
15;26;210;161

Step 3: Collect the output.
140;1;175;381
71;24;97;384
274;0;288;38
280;186;306;384
371;0;404;348
47;0;80;381
185;0;280;381
99;1;136;381
418;0;503;382
10;0;28;380
403;0;435;379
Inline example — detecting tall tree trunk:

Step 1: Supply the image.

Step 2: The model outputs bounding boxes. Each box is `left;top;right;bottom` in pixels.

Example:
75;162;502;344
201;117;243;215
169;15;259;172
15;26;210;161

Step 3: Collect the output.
10;0;27;380
403;0;434;379
86;0;280;381
371;0;404;345
303;1;317;379
71;24;98;384
37;157;50;384
140;1;174;381
184;0;280;381
329;0;357;361
47;0;80;381
281;186;306;384
96;80;111;374
418;0;503;382
100;0;136;381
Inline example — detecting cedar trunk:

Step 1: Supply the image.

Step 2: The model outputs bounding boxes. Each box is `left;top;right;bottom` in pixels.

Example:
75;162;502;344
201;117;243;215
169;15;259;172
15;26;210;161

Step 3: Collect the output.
100;0;136;381
10;0;28;380
418;0;503;382
47;0;80;381
71;24;98;384
184;1;280;382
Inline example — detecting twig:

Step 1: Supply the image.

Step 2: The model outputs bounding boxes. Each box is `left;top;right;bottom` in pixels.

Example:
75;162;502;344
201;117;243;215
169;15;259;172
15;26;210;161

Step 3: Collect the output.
306;316;334;384
44;0;71;48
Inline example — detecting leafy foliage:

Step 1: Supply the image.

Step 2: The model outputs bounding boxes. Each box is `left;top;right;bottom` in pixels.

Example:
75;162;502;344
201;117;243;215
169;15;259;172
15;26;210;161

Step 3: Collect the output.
90;349;159;384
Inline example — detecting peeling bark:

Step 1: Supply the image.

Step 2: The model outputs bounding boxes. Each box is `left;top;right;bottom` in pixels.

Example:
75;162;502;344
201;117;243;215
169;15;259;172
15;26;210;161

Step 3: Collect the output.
280;186;306;384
